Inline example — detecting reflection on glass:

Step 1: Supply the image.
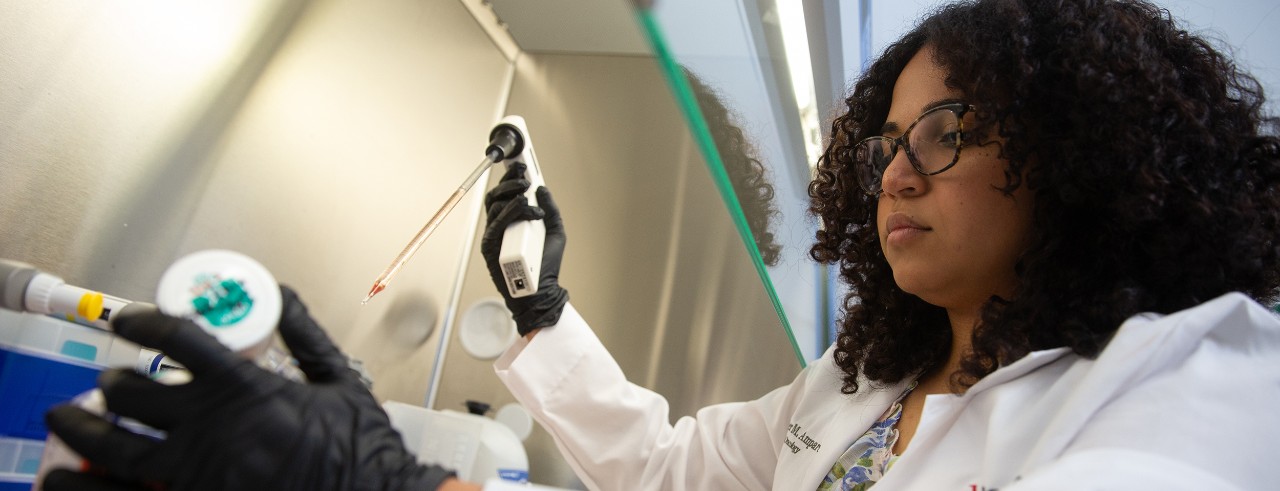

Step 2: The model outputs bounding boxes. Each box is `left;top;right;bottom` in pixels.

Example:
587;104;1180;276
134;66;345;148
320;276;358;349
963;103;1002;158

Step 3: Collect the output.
683;69;783;267
634;4;828;365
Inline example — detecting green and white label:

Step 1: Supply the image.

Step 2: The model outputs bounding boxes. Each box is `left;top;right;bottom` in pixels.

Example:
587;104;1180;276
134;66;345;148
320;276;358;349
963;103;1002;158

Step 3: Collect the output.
190;274;254;328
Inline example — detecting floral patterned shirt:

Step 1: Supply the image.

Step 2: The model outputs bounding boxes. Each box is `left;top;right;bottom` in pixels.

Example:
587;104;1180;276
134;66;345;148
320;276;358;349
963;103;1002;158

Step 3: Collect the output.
817;381;918;491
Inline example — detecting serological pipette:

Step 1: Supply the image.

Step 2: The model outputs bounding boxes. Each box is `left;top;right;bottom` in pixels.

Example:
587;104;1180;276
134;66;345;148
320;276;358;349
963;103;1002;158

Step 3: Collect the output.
362;123;524;304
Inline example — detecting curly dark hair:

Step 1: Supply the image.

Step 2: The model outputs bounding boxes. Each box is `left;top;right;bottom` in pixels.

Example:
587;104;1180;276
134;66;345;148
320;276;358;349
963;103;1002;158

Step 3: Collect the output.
685;69;783;266
809;0;1280;394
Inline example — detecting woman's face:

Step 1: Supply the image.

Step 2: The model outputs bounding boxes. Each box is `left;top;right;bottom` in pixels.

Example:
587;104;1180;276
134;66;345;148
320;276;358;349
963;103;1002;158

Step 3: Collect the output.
876;46;1034;313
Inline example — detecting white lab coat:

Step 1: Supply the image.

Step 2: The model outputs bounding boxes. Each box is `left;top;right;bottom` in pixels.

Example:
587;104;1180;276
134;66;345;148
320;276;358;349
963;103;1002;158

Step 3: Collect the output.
494;292;1280;490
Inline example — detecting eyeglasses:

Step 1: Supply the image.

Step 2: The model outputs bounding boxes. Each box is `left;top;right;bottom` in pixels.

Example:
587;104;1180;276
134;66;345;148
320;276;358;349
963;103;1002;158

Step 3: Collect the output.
853;103;976;195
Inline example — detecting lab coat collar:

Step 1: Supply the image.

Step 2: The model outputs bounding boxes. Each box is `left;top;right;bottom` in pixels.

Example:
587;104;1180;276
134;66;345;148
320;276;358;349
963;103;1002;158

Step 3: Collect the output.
965;346;1073;396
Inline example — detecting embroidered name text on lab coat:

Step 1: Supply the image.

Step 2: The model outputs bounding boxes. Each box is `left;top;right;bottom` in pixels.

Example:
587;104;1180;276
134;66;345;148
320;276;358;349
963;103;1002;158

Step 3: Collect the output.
785;423;822;454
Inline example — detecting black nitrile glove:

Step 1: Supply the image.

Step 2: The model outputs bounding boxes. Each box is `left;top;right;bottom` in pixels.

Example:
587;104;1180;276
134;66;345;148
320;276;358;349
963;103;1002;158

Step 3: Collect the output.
42;286;454;491
481;164;569;336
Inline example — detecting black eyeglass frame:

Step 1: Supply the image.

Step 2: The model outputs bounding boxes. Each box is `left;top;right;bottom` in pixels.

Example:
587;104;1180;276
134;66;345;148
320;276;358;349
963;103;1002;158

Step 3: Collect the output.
853;102;977;195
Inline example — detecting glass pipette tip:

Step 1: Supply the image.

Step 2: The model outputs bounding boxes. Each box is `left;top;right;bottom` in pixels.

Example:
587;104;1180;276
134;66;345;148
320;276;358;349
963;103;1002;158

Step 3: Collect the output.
362;153;499;304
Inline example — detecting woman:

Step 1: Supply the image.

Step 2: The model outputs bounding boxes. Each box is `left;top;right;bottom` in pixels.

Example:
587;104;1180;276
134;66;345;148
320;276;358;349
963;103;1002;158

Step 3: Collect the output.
485;0;1280;489
42;0;1279;489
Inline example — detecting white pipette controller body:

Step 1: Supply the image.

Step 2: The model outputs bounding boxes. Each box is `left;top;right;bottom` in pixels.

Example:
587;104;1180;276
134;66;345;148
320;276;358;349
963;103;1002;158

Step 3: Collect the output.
490;115;546;298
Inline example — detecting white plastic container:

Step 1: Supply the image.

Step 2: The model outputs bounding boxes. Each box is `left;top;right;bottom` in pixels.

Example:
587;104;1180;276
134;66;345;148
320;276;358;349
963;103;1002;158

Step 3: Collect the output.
155;250;282;361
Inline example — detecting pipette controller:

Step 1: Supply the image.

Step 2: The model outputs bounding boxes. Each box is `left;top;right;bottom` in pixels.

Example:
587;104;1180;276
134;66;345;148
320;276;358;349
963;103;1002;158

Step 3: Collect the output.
490;116;547;298
362;115;546;302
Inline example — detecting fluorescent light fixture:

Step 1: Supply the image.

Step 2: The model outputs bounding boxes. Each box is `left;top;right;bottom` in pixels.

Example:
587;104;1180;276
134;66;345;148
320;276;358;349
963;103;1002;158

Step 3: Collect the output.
775;0;823;173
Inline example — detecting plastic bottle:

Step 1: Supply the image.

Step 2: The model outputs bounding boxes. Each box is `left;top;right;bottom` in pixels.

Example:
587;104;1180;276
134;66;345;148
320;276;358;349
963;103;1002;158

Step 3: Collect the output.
155;249;283;362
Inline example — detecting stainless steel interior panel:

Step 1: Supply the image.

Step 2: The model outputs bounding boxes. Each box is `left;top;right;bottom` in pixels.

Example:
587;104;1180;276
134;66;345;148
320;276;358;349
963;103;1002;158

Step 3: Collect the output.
0;0;514;407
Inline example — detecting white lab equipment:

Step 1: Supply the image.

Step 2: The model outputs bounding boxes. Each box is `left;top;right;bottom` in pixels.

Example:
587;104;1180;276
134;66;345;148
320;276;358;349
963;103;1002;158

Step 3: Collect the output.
481;477;572;491
383;401;529;484
458;298;520;360
490;115;548;299
1;259;131;331
492;403;534;442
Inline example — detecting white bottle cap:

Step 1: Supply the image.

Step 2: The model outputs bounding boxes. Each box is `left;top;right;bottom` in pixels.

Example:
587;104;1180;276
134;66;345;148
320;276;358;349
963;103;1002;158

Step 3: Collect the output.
155;250;282;358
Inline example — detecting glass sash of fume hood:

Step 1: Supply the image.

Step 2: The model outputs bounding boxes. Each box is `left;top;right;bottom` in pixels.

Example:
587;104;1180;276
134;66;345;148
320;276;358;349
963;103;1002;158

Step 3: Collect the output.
631;0;834;366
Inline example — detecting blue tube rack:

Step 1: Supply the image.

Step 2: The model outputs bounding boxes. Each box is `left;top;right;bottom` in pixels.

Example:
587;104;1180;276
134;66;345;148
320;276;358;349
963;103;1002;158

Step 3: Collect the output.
0;308;141;489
